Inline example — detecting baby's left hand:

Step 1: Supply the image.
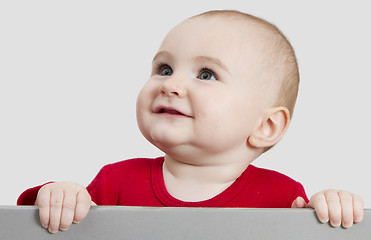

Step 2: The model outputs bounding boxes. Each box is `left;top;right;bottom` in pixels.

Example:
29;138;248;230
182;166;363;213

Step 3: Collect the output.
291;190;364;228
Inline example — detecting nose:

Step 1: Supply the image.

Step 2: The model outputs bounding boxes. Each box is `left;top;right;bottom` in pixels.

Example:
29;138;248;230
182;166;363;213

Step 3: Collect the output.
159;76;187;98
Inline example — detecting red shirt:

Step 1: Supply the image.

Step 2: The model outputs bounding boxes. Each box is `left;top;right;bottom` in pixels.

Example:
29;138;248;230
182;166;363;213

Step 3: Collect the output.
18;157;308;207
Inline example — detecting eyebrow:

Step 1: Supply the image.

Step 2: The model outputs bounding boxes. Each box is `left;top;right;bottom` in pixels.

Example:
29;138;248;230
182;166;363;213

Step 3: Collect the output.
193;56;230;74
152;51;174;64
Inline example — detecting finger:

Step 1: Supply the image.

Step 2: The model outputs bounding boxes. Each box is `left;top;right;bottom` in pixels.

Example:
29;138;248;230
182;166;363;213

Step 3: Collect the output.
48;189;64;233
291;197;307;208
310;193;329;223
353;194;364;223
73;188;91;224
339;191;353;228
325;191;342;227
59;190;77;231
36;187;51;229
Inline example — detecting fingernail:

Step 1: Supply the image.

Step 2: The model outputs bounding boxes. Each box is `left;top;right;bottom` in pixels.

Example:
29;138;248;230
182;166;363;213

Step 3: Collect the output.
330;220;341;228
354;216;362;223
342;221;353;229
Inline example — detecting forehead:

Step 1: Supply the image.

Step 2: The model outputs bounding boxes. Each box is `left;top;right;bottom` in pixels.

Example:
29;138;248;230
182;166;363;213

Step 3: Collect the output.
157;16;267;68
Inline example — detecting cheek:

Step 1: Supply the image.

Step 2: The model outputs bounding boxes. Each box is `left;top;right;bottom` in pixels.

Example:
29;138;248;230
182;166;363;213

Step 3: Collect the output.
193;98;230;135
136;84;155;126
136;80;158;110
195;94;258;136
136;89;147;120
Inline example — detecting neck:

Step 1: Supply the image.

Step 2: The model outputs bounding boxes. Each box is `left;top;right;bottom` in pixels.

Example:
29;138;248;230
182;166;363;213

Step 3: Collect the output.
162;147;261;201
164;154;250;184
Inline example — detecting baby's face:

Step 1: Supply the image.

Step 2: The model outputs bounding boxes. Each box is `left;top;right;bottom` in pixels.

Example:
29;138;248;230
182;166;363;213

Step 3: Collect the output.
136;17;274;158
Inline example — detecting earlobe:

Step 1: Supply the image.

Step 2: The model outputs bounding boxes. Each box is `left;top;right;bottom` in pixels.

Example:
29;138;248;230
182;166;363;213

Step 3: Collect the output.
248;107;290;149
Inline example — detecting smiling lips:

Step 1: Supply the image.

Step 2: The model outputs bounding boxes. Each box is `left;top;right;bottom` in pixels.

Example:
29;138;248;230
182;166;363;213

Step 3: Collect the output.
155;106;192;118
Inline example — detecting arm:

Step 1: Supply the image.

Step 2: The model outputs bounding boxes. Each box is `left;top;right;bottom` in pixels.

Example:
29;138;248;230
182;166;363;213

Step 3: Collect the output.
292;190;364;228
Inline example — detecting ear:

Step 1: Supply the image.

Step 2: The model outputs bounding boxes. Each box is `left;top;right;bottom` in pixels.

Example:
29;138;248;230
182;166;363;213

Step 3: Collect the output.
248;107;291;149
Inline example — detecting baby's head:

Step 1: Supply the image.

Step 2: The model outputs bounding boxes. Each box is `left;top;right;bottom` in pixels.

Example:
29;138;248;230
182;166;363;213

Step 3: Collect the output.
136;10;299;162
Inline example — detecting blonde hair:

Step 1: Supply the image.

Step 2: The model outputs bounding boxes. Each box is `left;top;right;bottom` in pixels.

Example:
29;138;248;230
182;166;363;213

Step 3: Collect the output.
191;10;300;118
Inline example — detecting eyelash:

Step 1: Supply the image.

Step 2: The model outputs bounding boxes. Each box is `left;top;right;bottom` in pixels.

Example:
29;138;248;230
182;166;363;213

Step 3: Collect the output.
157;63;171;74
154;63;218;80
199;66;218;80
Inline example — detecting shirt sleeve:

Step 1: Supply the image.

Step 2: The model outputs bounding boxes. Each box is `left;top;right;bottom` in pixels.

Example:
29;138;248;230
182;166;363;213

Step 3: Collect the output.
17;182;53;205
288;181;309;207
86;164;120;205
17;164;120;206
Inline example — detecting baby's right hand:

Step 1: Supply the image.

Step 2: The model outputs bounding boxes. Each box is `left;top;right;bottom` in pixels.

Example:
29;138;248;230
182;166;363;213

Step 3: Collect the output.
36;182;92;233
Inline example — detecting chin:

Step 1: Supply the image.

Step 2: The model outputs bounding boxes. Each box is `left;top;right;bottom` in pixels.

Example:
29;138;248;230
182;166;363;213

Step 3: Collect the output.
151;136;181;150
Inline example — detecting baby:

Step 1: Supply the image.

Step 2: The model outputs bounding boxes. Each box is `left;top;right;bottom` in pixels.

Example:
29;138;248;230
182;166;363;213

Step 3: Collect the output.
18;10;364;233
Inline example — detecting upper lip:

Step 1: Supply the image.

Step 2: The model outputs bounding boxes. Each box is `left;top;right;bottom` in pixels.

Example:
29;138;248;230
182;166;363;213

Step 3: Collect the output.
154;106;192;117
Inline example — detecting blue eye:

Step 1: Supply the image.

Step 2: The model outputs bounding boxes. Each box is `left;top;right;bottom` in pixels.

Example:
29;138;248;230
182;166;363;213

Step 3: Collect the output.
198;69;216;80
160;65;173;76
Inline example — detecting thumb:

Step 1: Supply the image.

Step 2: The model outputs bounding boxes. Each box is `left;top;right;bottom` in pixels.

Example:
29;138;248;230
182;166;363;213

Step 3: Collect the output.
291;196;310;208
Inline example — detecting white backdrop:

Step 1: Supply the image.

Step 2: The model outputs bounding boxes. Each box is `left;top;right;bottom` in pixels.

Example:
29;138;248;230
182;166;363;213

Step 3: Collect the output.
1;0;370;207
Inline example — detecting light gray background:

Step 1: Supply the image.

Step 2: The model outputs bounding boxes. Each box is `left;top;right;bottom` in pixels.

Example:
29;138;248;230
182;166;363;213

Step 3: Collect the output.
1;0;370;207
